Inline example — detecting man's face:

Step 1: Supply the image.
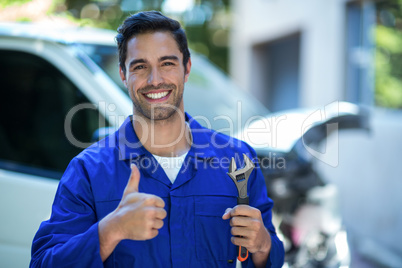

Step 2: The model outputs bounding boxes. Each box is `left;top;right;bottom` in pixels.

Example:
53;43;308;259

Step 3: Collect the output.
120;31;191;121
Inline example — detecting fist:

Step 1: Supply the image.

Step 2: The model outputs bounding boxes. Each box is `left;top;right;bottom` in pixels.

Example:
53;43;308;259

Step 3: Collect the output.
222;205;271;254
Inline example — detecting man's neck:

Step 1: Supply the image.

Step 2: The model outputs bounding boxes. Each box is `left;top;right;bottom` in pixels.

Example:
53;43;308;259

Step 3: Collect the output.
133;111;191;157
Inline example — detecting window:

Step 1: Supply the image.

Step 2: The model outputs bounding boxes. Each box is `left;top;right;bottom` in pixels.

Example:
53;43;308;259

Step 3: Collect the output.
345;1;375;106
0;50;109;179
252;33;301;112
76;43;127;94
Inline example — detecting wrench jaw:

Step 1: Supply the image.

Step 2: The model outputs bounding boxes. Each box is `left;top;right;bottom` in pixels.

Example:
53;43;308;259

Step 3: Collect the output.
228;154;255;176
227;154;255;199
229;157;237;174
227;158;239;194
242;154;255;180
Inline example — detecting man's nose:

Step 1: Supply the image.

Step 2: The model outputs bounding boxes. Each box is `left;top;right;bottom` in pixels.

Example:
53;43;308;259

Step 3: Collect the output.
147;68;163;86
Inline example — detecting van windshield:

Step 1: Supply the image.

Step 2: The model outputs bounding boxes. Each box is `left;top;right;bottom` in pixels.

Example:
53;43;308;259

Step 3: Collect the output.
76;43;126;93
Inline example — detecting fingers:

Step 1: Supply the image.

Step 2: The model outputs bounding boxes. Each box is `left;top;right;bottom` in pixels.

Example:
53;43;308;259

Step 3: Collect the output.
153;218;165;229
231;205;261;218
139;227;161;241
231;226;253;237
122;164;141;199
142;195;165;208
144;208;166;233
222;208;232;220
223;205;270;253
143;208;166;234
145;229;159;240
137;207;167;240
222;205;261;220
116;204;167;241
144;206;167;221
229;215;251;227
230;236;249;247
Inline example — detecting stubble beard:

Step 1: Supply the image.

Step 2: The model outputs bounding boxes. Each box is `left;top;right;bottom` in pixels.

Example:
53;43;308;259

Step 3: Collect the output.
132;83;184;122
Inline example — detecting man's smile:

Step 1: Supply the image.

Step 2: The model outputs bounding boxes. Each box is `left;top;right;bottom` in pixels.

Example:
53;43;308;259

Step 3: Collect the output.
143;90;172;102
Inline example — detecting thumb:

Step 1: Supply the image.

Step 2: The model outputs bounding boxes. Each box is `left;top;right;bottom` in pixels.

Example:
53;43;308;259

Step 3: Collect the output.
222;208;232;220
122;164;141;198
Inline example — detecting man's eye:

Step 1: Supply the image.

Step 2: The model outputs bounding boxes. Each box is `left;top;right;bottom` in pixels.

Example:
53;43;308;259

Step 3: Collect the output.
134;65;145;70
162;62;174;66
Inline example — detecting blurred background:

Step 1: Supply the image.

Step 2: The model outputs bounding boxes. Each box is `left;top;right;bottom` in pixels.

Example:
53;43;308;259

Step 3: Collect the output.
1;0;402;267
1;0;402;108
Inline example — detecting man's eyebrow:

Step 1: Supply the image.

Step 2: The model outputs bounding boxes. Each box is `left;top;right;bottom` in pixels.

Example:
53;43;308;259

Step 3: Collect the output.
128;56;179;69
160;55;179;62
128;59;146;69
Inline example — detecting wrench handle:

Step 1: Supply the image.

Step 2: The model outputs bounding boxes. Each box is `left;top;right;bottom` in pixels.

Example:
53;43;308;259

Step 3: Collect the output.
237;196;249;205
238;246;248;262
237;196;249;261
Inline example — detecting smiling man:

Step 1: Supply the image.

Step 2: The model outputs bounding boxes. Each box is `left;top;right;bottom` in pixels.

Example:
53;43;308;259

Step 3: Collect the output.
30;11;284;268
125;32;186;121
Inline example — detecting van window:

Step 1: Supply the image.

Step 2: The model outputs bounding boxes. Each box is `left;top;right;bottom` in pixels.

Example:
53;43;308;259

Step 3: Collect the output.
0;50;109;179
77;43;126;93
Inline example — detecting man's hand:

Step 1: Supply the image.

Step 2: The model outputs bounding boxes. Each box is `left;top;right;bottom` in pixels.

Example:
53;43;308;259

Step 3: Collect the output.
114;164;166;240
222;205;272;267
99;164;167;261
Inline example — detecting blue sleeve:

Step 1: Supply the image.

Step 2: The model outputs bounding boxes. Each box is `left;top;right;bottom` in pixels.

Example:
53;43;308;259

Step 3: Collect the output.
30;158;103;268
243;148;285;268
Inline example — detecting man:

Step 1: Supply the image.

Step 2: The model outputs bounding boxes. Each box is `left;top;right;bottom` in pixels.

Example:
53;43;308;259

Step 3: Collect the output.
31;11;284;267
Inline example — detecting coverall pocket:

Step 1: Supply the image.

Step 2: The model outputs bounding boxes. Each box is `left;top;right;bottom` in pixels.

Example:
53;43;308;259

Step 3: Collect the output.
194;195;237;261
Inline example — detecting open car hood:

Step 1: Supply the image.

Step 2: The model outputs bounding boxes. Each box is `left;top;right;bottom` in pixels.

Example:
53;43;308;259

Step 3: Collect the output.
235;101;370;156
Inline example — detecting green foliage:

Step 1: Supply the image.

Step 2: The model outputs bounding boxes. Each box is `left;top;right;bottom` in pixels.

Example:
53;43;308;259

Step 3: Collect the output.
375;1;402;109
62;0;230;73
3;0;230;73
0;0;31;8
16;17;32;22
186;24;228;73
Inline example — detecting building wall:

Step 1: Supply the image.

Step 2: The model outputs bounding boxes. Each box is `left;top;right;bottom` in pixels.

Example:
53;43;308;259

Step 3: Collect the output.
230;0;349;109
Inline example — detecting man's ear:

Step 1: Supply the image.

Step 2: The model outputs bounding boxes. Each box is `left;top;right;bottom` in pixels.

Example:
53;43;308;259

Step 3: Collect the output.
184;57;192;83
119;65;128;88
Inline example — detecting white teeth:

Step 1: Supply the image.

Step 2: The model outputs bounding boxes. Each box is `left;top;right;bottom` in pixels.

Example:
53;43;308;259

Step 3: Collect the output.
146;91;169;99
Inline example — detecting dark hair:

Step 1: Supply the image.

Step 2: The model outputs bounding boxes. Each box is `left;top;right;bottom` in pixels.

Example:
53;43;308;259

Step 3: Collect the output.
116;11;191;75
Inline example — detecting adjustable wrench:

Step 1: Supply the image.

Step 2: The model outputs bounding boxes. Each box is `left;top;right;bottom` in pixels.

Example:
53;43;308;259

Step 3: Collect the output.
227;153;255;262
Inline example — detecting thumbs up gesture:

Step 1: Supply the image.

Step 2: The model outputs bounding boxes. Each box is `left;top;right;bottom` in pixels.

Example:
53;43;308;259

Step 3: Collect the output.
99;164;167;261
117;164;167;240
